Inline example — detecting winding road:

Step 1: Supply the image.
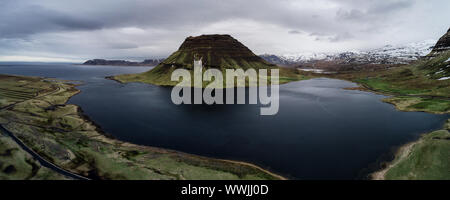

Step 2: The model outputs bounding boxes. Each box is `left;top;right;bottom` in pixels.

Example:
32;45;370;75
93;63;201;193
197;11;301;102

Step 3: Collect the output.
0;125;90;180
0;82;90;180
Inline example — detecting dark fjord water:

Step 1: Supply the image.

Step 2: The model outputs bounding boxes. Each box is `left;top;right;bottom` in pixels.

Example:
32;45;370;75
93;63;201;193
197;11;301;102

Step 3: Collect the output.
0;63;447;179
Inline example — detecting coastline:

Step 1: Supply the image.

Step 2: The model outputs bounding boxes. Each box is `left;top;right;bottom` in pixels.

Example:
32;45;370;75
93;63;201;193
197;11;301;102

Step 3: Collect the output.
78;64;156;67
73;100;287;180
109;66;314;88
371;139;420;180
370;120;449;180
217;159;287;180
345;83;449;114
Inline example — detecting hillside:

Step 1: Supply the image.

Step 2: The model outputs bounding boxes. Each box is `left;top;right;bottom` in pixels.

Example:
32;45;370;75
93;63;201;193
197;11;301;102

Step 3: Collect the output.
429;28;450;55
112;34;307;87
376;119;450;180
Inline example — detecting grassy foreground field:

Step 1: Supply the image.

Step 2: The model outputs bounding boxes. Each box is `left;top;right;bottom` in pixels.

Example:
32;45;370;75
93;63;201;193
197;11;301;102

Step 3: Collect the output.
0;74;283;180
372;120;450;180
0;129;68;180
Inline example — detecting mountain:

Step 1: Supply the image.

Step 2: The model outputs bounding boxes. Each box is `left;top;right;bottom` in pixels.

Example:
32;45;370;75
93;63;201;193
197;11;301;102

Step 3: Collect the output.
83;58;164;66
418;28;450;79
155;34;275;70
111;34;305;87
260;39;436;66
260;52;329;66
352;27;450;94
257;54;293;66
142;59;165;65
429;28;450;55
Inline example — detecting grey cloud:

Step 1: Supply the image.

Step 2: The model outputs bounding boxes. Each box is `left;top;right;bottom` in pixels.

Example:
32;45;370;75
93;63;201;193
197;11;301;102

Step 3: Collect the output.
336;9;366;21
310;32;354;42
0;0;343;38
288;30;303;34
0;2;103;38
50;15;102;30
0;0;448;61
107;42;140;50
330;32;354;42
336;0;415;22
368;0;414;14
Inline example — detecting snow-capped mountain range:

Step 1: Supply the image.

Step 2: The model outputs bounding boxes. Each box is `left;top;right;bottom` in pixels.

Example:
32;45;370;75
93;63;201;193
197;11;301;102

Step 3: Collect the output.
260;39;436;66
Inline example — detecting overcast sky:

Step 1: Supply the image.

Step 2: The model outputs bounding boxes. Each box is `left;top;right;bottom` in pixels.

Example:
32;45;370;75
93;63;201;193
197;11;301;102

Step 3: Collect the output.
0;0;449;62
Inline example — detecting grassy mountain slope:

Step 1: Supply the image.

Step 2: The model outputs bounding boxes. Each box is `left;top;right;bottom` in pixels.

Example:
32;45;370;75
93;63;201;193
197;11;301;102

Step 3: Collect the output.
373;120;450;180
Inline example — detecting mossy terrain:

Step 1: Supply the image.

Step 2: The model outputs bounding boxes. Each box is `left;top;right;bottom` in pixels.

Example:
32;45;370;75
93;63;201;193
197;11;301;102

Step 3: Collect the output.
0;74;283;180
378;120;450;180
0;129;68;180
382;97;450;114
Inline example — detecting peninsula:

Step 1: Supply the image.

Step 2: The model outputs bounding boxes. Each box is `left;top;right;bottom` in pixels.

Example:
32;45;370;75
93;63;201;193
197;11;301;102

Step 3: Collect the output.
83;58;164;66
111;34;308;86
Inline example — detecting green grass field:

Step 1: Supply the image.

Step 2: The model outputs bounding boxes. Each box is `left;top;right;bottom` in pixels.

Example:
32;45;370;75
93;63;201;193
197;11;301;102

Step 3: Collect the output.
384;120;450;180
0;129;67;180
381;97;450;114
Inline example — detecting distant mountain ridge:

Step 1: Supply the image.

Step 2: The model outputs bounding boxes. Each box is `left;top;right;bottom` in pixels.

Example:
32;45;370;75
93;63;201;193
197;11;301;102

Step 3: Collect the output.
83;58;164;66
260;39;436;66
